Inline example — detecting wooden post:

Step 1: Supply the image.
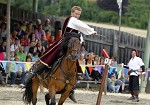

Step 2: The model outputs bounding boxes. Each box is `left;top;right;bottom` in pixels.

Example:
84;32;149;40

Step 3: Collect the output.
96;64;109;105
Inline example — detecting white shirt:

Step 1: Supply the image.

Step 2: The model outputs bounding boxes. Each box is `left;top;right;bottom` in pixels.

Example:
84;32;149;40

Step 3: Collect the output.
128;56;144;76
67;17;95;43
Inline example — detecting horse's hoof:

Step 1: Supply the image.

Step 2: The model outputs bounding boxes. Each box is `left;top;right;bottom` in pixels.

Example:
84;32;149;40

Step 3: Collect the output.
50;103;56;105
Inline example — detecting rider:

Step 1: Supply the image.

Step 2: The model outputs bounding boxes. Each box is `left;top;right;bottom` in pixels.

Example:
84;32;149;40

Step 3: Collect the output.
24;6;97;103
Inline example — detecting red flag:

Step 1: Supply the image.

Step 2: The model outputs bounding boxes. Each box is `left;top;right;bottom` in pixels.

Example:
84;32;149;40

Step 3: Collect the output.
88;66;93;74
102;49;110;58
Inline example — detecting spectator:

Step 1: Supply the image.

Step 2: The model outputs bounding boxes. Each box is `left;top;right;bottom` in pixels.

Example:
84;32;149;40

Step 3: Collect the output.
35;40;45;57
85;54;101;81
35;24;45;40
0;22;7;41
32;52;39;61
0;63;5;85
20;33;30;47
26;23;34;36
45;30;51;44
15;46;26;62
0;16;6;25
119;73;129;93
107;75;121;93
29;33;38;44
10;37;21;52
29;41;36;55
110;56;118;67
94;55;100;65
43;19;51;32
79;44;88;56
55;30;62;41
49;36;56;46
41;35;48;49
8;56;24;86
10;51;15;61
0;40;6;52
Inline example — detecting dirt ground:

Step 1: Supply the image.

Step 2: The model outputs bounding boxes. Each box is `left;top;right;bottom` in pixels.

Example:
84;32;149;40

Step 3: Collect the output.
0;85;150;105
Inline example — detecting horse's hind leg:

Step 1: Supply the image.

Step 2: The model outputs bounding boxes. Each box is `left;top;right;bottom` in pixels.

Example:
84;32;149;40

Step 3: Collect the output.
32;78;39;105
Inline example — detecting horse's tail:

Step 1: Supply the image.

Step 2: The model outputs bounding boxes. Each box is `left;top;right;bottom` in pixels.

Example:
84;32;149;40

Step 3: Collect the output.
22;79;33;104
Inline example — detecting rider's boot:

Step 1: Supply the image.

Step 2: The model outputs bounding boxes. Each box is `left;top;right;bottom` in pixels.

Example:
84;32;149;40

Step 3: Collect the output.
24;63;47;86
69;90;77;103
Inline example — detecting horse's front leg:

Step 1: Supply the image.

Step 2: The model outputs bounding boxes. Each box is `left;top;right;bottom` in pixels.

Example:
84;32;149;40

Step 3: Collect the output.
58;86;73;105
32;77;40;105
45;93;56;105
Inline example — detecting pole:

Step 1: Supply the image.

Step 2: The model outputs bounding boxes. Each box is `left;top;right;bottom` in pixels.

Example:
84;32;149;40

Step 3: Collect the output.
33;0;38;12
141;11;150;93
6;0;11;83
96;64;109;105
113;1;122;57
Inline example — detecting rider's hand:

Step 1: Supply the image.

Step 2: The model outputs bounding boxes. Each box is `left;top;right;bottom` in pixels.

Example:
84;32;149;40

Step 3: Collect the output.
93;31;97;35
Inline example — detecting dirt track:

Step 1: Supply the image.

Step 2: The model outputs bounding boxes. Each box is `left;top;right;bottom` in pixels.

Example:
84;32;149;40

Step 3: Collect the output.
0;86;150;105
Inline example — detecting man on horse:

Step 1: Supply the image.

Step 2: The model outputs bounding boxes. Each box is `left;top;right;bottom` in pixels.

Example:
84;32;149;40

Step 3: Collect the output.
24;6;97;103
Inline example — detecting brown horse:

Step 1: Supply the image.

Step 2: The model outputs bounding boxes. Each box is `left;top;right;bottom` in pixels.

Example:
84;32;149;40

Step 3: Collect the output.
22;37;80;105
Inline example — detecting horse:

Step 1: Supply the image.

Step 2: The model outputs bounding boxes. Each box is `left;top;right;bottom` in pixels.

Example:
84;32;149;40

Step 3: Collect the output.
22;36;81;105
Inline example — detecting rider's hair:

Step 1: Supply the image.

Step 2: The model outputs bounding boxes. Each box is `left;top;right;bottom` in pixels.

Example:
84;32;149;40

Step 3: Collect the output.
71;6;82;13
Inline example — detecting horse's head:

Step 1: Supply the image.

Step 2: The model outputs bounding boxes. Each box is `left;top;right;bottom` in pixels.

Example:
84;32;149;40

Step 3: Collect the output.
67;37;80;61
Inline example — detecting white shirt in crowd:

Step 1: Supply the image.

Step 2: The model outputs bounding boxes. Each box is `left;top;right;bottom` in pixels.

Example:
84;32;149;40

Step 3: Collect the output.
67;17;95;43
128;56;144;76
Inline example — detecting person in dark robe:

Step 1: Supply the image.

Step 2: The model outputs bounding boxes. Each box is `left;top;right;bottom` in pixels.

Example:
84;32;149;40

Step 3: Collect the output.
24;6;97;103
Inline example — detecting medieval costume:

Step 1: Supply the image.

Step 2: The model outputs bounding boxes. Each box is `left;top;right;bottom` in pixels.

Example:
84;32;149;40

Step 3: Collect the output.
128;51;145;102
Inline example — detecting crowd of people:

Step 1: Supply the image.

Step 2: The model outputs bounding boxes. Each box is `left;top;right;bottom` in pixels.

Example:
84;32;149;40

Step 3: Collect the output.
0;16;62;86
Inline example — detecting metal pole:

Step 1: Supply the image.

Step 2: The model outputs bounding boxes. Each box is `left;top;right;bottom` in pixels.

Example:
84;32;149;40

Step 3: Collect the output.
141;0;150;93
6;0;11;83
33;0;38;12
118;4;122;37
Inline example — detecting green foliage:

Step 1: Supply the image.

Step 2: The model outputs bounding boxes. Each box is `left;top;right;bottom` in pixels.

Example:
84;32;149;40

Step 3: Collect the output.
2;0;149;29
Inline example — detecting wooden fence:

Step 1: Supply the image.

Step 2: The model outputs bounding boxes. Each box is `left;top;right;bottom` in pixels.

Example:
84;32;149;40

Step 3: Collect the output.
0;3;146;64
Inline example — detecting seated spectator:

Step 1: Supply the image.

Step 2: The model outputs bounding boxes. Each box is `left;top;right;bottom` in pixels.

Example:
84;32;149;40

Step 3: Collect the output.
32;52;39;61
41;35;48;49
49;36;56;46
35;24;46;40
29;41;36;55
20;33;30;47
110;56;118;67
10;51;15;61
119;73;129;93
0;40;6;52
45;30;51;44
0;22;7;41
43;19;51;32
79;44;88;56
85;54;100;81
55;30;62;41
94;55;100;65
0;63;5;85
35;40;45;57
10;37;21;52
8;56;25;86
15;46;26;62
29;33;38;44
107;75;122;93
